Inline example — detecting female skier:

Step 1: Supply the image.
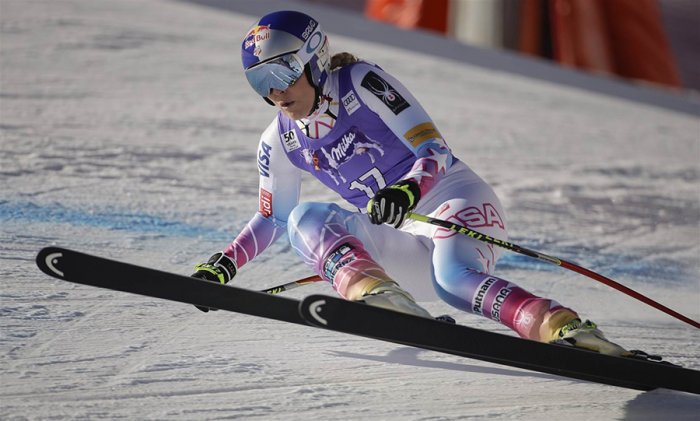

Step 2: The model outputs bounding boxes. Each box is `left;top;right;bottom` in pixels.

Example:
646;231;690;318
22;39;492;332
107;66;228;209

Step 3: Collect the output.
192;10;629;355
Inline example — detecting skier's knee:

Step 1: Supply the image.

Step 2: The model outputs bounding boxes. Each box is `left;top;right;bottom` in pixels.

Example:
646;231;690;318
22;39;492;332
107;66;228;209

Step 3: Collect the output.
287;201;353;258
431;268;475;310
288;202;338;237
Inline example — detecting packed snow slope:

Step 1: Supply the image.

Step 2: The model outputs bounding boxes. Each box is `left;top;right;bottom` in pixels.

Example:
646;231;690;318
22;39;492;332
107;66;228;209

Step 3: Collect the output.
2;0;699;420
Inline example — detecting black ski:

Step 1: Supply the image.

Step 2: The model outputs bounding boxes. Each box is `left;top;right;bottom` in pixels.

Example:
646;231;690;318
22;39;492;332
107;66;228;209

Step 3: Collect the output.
36;246;305;325
299;294;700;394
36;247;700;394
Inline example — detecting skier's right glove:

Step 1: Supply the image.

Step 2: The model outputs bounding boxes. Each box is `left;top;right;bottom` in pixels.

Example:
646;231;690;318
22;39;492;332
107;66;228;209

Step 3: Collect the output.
367;179;421;228
191;252;237;312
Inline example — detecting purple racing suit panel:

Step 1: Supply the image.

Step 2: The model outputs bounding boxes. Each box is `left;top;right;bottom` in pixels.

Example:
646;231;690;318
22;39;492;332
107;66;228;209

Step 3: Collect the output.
349;63;455;198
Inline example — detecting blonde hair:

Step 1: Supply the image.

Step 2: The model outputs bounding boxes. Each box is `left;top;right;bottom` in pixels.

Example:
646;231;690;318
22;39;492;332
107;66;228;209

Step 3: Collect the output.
330;52;359;70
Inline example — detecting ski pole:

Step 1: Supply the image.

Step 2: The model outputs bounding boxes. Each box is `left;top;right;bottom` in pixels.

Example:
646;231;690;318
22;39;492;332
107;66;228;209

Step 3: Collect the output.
261;274;323;295
407;212;700;329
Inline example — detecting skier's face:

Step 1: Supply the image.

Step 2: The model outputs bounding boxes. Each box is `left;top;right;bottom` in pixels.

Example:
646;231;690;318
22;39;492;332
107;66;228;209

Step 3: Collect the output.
267;74;316;120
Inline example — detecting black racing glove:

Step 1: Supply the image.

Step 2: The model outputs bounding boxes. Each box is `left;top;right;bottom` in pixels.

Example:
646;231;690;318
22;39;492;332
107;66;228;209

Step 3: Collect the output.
367;180;421;228
191;252;237;312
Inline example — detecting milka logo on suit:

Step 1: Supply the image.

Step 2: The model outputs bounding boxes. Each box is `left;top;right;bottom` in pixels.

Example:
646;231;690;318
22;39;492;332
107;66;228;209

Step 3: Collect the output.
329;131;357;161
301;127;384;185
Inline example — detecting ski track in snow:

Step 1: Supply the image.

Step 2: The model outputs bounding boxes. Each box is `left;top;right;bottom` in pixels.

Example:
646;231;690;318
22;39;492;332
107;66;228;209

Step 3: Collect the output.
2;0;699;419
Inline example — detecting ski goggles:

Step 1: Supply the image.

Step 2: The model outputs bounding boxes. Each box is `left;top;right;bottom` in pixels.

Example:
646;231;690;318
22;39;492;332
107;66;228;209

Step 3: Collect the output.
245;53;305;97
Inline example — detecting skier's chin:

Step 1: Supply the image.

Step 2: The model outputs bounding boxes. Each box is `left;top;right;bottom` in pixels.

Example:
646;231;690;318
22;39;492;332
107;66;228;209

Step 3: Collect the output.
280;104;307;120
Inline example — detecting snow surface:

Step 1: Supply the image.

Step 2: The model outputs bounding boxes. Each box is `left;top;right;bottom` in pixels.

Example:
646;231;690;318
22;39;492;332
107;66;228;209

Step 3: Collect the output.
2;0;699;419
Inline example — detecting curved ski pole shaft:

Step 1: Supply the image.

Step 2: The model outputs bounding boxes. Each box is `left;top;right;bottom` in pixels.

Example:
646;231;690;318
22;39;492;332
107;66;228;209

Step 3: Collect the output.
407;212;700;329
261;274;323;295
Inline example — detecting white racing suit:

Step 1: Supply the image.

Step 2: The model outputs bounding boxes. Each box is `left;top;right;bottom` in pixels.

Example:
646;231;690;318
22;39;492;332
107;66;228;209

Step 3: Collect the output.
223;61;574;342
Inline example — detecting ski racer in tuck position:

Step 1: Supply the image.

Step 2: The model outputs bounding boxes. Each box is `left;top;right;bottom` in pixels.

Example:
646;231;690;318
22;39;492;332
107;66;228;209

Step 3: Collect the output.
192;10;629;355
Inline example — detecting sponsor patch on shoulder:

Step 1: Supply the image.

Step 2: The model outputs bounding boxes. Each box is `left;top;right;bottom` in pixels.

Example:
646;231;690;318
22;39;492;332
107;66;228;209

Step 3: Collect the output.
342;90;361;115
404;122;442;147
360;70;410;115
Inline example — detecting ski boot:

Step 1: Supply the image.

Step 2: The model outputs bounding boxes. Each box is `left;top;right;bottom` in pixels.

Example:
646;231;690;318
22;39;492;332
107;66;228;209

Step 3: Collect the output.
552;318;630;356
359;281;432;318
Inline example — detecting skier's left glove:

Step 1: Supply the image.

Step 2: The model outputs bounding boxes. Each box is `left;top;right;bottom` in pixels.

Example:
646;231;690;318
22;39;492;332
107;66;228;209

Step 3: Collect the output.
367;180;421;228
191;252;237;312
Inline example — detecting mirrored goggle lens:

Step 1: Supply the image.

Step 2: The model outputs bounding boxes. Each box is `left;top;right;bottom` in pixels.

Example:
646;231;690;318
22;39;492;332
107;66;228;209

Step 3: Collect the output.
245;55;304;97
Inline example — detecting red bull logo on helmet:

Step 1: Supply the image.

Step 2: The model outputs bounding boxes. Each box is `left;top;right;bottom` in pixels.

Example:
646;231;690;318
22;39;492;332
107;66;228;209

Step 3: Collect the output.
244;25;271;50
